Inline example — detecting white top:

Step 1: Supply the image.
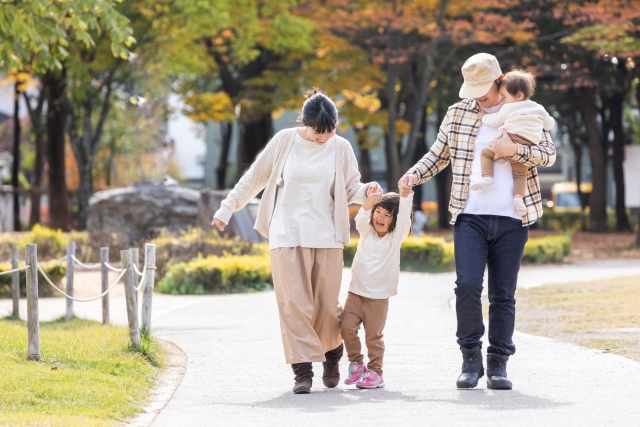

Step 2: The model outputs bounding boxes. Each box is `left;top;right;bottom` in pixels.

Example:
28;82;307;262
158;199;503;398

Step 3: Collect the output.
349;193;414;299
268;132;342;250
482;100;555;144
463;103;520;220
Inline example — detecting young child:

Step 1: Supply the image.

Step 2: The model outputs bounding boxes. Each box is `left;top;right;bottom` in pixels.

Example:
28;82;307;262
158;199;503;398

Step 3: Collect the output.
341;182;413;389
471;69;555;216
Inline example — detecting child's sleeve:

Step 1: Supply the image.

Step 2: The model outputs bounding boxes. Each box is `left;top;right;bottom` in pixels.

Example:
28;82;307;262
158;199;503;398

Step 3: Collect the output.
482;109;507;128
393;193;414;242
543;111;555;131
355;207;372;236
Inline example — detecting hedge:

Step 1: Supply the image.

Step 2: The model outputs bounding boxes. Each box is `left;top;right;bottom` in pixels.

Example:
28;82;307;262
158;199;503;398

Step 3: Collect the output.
156;234;572;294
157;254;272;295
0;261;66;298
149;228;264;277
344;235;455;272
522;234;571;264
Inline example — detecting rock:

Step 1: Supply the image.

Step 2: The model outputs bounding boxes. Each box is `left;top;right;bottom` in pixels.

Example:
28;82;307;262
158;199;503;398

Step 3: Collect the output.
87;183;200;242
196;189;267;243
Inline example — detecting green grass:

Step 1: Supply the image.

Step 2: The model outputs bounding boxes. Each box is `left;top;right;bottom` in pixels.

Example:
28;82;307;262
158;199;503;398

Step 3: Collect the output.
0;317;163;426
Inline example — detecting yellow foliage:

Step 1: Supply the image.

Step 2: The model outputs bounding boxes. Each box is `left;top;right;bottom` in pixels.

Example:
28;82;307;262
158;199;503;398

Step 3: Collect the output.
184;92;235;123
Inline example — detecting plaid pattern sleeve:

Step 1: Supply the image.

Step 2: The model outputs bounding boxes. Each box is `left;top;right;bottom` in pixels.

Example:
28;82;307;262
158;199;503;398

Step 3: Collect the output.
404;99;555;227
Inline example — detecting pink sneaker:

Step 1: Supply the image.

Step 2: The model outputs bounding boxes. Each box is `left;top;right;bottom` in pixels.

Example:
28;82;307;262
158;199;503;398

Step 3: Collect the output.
344;362;367;385
356;370;385;389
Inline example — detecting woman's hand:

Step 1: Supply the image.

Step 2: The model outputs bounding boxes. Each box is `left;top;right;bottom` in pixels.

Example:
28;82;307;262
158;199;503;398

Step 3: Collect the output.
211;218;227;231
364;183;383;210
399;174;416;188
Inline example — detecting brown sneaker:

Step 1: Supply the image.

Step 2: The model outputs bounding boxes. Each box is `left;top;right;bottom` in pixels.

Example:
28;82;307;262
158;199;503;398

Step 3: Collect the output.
293;377;312;394
322;343;343;388
291;362;313;394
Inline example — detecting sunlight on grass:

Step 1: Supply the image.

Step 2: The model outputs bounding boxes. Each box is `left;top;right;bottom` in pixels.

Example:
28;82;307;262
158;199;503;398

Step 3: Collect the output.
0;317;163;426
514;275;640;361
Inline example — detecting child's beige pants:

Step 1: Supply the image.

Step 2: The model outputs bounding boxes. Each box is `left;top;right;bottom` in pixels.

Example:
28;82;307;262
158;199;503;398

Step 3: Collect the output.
270;247;343;364
341;291;389;376
480;132;533;197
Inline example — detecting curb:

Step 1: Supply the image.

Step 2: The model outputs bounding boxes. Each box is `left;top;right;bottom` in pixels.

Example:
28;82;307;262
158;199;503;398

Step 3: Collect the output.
124;339;188;427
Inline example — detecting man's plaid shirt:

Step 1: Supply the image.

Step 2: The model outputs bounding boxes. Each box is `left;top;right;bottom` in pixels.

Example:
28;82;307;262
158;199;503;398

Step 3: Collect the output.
407;98;556;227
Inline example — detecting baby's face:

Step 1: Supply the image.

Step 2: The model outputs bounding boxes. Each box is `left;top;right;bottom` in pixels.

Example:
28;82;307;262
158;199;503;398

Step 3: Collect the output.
372;206;393;235
499;86;524;104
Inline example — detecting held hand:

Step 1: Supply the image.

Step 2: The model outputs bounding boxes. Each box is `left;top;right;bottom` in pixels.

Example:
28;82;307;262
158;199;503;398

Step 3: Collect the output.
490;132;518;160
366;183;383;203
398;180;413;198
399;174;416;188
211;218;227;231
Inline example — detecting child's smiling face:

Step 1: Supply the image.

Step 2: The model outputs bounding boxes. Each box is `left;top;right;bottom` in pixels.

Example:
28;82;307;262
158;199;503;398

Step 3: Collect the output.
372;206;393;236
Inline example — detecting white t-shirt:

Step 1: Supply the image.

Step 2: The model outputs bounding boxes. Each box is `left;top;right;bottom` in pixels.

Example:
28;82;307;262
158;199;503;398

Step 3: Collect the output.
268;132;343;250
349;193;413;299
463;103;520;220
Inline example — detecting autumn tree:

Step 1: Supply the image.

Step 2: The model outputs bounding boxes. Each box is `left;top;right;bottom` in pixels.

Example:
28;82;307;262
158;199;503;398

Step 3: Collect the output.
0;0;134;229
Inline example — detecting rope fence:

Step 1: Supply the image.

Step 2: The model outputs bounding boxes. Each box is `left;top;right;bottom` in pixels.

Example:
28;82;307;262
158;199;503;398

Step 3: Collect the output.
6;242;157;360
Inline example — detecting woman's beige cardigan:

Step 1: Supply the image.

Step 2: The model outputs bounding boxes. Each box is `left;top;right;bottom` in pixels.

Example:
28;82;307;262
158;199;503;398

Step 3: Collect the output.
213;127;374;245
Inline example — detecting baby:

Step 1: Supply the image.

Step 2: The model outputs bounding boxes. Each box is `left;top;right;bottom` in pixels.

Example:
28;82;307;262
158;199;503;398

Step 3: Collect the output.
472;69;555;216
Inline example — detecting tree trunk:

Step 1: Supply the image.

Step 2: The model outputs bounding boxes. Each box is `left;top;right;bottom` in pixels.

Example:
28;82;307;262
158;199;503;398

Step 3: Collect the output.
577;87;607;232
236;112;272;181
43;71;71;230
433;102;451;229
77;163;93;230
12;82;21;232
355;127;372;184
384;46;402;189
411;108;429;206
609;90;630;231
216;120;233;189
29;128;45;227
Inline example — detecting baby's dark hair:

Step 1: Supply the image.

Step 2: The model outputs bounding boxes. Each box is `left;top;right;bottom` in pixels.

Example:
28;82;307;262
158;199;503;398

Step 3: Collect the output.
296;87;339;134
369;192;414;234
498;68;537;100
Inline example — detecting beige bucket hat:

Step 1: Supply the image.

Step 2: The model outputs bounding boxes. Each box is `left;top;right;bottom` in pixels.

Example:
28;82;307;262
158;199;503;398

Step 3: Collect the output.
459;53;503;99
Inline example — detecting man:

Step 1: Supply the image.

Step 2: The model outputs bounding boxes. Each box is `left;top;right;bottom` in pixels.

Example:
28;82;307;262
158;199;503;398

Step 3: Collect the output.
400;53;555;390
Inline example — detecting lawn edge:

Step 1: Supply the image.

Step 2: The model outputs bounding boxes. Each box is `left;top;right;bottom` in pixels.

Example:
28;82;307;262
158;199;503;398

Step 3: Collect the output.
124;339;188;427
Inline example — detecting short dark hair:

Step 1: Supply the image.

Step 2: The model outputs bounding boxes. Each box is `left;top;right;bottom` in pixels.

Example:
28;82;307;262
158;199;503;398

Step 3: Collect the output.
369;192;413;234
296;87;339;134
498;69;536;100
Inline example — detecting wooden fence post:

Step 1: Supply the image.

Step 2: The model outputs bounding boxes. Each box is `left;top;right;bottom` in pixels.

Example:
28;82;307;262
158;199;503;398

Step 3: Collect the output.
65;241;75;321
131;247;139;309
100;247;109;325
11;247;19;318
121;250;140;349
141;244;156;336
26;244;40;361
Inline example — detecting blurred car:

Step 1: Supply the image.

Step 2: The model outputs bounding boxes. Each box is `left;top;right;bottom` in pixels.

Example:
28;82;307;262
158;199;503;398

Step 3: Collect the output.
549;182;592;212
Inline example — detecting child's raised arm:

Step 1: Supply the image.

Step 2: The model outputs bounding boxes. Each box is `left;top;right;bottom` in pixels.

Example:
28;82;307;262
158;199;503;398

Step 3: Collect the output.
356;183;382;235
481;108;508;128
394;182;414;241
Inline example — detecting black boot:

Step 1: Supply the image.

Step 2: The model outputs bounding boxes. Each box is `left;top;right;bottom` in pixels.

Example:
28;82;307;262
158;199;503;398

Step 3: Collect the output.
291;362;313;394
456;347;484;389
486;353;512;390
322;343;343;388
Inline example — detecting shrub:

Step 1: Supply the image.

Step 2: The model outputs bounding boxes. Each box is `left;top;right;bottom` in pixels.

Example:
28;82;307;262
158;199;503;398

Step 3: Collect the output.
344;235;455;272
0;261;66;298
157;254;272;295
149;228;256;277
522;234;571;264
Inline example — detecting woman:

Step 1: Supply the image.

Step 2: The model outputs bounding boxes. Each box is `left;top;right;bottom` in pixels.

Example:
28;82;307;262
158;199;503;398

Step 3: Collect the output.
212;88;379;394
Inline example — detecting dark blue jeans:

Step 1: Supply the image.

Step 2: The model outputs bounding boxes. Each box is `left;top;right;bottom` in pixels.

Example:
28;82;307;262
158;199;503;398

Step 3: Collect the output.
453;214;528;356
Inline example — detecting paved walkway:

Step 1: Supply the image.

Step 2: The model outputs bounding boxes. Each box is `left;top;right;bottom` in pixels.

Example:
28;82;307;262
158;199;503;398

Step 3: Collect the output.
2;260;640;426
149;260;640;427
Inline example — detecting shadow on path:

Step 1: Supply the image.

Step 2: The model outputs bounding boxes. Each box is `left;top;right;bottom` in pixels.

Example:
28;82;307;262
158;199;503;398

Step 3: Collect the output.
240;387;571;413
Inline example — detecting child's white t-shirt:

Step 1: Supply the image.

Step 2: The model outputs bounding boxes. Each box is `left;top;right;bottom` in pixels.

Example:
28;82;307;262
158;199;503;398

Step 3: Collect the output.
349;193;413;300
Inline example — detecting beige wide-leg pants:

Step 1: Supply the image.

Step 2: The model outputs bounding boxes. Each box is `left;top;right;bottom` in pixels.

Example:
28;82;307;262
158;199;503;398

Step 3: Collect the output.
270;247;344;364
